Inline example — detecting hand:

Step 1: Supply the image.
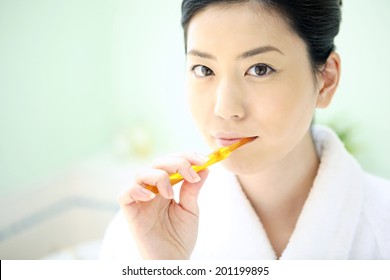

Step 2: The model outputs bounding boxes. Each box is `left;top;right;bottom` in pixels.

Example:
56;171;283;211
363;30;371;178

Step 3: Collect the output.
118;153;209;259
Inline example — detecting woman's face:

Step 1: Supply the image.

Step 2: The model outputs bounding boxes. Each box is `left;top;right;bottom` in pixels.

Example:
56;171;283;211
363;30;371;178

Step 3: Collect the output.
186;3;322;175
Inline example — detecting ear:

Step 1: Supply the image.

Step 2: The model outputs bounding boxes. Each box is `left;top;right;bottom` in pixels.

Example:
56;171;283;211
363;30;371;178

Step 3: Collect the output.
316;52;341;108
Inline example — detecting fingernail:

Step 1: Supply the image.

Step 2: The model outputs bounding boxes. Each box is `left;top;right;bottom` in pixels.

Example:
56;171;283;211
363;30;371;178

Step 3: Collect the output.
189;168;201;182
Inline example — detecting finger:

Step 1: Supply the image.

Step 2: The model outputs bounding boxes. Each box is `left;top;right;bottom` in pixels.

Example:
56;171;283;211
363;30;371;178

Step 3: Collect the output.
179;169;209;215
152;154;207;184
135;169;173;199
118;183;156;206
168;153;209;166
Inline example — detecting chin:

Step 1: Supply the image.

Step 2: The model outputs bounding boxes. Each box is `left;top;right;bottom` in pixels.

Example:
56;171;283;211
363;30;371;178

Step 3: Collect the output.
220;154;266;176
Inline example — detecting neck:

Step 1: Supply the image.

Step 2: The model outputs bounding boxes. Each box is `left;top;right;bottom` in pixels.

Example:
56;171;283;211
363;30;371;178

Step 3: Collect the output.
238;131;319;209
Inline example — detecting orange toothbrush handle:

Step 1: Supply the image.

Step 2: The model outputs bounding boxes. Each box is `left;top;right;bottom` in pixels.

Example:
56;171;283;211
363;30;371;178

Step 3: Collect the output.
144;165;206;194
143;137;256;195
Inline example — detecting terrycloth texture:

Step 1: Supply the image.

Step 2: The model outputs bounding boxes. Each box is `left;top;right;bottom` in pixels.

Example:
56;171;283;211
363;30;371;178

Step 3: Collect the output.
100;126;390;259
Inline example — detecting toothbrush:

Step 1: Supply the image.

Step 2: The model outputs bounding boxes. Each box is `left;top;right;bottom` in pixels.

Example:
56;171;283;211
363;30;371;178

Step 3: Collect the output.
145;137;256;194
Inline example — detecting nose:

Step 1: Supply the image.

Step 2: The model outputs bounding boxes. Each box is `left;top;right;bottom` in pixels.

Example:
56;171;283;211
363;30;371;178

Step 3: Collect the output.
213;78;246;120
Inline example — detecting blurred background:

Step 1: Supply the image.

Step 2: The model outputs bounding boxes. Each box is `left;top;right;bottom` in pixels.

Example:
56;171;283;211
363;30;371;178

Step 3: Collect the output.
0;0;389;259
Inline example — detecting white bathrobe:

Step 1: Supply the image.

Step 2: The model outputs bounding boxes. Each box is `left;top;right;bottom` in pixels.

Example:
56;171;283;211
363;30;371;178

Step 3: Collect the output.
100;126;390;259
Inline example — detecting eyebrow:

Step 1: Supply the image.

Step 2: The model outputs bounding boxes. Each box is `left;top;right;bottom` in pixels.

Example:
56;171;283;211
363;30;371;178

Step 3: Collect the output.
187;49;216;60
239;46;284;59
187;45;284;60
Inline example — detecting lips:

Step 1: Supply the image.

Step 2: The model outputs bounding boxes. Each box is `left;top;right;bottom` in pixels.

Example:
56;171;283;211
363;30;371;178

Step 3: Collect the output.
213;133;258;147
216;138;244;147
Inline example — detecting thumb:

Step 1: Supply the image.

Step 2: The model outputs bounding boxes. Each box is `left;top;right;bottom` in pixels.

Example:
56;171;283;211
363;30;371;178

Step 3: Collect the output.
178;169;209;215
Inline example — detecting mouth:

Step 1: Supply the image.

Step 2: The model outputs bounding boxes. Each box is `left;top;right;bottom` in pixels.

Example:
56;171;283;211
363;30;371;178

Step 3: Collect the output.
213;135;258;147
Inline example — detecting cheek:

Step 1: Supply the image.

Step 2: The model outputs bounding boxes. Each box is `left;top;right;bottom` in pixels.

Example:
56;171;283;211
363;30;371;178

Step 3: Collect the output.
250;80;317;138
188;85;215;130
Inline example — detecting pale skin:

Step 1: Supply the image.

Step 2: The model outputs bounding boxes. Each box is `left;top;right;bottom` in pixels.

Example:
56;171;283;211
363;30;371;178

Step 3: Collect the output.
119;2;340;259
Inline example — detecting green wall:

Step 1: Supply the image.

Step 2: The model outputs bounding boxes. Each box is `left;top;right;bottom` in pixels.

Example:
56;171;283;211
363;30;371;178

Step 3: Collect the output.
1;0;389;197
0;0;117;195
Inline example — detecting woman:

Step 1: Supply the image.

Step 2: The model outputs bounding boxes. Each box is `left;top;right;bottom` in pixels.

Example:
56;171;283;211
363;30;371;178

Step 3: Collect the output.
100;0;390;259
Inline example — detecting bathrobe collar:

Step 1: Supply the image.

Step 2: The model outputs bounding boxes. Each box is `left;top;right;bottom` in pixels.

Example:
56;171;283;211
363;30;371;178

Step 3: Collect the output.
195;125;365;259
281;126;365;259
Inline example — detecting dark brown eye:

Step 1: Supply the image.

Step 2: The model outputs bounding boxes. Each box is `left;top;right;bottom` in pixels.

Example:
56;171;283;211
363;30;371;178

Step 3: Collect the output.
193;65;214;77
254;65;267;75
246;64;274;77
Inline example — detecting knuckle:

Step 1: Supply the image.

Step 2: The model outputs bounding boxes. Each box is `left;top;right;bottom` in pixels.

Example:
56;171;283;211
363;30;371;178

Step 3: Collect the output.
176;158;191;169
150;158;164;168
150;156;192;174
